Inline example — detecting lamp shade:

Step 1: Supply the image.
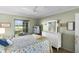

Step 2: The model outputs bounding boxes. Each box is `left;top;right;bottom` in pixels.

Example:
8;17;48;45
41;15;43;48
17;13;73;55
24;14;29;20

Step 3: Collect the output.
0;28;5;34
1;23;10;28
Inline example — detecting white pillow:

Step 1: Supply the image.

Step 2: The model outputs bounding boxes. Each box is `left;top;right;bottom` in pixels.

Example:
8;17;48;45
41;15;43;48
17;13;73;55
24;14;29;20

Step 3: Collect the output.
6;39;13;45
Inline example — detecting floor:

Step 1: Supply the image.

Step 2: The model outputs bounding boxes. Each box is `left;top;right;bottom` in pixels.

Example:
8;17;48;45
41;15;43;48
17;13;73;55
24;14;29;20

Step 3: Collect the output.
52;47;73;53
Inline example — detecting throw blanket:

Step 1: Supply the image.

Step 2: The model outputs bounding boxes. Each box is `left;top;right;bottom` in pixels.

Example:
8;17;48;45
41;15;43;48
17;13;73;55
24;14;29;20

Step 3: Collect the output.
0;39;9;47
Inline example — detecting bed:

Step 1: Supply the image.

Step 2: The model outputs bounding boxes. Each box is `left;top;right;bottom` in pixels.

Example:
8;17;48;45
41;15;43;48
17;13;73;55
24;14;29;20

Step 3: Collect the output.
4;34;52;53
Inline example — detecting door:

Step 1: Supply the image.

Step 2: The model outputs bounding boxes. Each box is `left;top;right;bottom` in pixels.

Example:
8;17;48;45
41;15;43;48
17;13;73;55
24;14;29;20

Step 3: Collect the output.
75;14;79;52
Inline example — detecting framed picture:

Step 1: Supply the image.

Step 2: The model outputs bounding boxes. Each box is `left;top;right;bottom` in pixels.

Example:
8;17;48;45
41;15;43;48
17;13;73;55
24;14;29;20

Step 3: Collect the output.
67;22;75;31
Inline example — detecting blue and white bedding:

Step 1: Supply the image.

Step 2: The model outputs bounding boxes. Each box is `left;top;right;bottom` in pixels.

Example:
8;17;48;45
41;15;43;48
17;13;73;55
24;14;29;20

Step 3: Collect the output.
5;35;52;53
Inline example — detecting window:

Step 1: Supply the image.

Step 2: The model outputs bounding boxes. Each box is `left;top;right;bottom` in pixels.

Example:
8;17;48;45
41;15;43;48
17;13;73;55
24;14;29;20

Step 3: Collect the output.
15;20;28;36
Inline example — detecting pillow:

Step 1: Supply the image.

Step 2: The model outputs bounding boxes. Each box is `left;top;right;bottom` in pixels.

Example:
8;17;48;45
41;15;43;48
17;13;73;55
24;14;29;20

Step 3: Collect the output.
0;39;9;47
6;39;13;45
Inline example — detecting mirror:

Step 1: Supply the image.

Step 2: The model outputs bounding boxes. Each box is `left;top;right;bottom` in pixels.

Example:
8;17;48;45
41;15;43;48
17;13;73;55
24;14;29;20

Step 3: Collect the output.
43;20;58;32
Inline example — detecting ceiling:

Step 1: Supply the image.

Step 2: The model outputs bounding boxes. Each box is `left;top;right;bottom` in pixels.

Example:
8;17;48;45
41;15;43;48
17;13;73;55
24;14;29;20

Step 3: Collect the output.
0;6;79;19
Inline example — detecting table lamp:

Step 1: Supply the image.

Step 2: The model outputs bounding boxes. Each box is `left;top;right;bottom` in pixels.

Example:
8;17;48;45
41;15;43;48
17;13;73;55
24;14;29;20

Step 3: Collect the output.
0;28;5;38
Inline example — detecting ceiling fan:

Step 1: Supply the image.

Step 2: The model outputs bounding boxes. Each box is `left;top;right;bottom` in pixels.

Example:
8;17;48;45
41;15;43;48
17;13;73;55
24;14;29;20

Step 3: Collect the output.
33;6;38;14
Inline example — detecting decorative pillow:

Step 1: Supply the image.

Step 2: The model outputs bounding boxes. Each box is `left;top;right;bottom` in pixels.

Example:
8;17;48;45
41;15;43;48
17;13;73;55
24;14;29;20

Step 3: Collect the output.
6;39;13;45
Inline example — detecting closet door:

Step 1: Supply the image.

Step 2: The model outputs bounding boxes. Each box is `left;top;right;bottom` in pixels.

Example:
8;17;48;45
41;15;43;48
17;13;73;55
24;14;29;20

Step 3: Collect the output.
75;14;79;52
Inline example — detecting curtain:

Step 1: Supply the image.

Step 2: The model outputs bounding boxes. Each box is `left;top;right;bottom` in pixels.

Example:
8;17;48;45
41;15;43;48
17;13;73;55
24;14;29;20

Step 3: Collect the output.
23;20;28;33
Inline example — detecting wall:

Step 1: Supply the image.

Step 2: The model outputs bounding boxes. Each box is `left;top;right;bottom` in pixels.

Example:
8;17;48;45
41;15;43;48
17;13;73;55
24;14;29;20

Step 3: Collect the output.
40;8;79;52
0;14;36;39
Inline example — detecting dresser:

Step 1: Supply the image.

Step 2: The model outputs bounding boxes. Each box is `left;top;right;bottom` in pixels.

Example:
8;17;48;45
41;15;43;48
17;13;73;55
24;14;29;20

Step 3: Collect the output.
42;31;61;51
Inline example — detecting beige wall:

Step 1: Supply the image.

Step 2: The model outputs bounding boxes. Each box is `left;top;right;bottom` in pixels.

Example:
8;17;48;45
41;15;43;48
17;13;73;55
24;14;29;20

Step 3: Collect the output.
40;8;79;52
0;14;36;39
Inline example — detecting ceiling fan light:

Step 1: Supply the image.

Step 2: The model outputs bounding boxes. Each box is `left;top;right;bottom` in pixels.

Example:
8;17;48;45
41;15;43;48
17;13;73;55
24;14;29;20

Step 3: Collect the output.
33;6;38;14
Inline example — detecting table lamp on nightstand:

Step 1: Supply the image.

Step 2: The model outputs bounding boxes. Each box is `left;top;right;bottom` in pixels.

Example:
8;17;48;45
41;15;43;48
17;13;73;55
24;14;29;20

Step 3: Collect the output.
0;28;5;38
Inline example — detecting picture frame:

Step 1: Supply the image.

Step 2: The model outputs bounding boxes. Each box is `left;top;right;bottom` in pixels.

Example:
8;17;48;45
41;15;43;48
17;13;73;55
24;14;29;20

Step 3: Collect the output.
67;22;75;31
